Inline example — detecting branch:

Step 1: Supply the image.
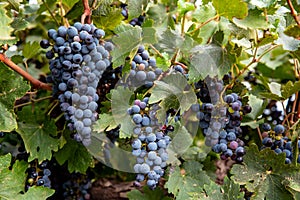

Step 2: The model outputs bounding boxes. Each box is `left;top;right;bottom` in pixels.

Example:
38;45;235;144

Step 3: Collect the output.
0;53;52;91
287;0;300;26
81;0;92;24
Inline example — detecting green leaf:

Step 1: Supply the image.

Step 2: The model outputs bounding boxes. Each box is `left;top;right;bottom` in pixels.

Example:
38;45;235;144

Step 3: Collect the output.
62;0;80;10
90;0;113;16
212;0;248;20
233;9;269;29
93;113;119;132
16;104;64;162
165;161;210;200
189;44;231;82
0;63;30;132
93;9;124;31
15;186;55;200
231;144;295;200
284;24;300;39
241;118;264;129
192;3;216;23
156;52;171;71
54;132;94;173
222;177;244;200
86;133;136;173
0;154;28;200
142;26;157;44
281;81;300;99
156;28;184;55
0;3;16;45
23;41;40;60
246;94;265;120
168;122;194;158
111;86;135;138
249;0;277;8
11;17;29;31
178;0;195;15
259;92;283;101
128;0;148;20
149;73;197;114
275;33;300;51
268;82;282;97
111;24;142;68
127;186;172;200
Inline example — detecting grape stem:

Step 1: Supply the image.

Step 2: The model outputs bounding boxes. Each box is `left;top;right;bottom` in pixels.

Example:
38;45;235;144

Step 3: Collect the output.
229;44;280;86
14;96;53;109
188;15;219;35
81;0;92;24
0;53;52;91
287;0;300;26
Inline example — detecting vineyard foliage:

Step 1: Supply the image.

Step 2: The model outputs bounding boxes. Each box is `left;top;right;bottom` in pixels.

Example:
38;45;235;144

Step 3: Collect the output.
0;0;300;199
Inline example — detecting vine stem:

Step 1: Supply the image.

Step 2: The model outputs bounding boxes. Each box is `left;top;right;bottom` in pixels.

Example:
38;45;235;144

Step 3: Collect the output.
230;44;280;85
81;0;92;24
14;96;53;109
287;0;300;26
189;15;219;35
0;53;52;91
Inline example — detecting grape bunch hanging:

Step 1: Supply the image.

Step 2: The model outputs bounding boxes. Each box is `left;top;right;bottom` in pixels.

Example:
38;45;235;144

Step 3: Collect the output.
41;22;114;146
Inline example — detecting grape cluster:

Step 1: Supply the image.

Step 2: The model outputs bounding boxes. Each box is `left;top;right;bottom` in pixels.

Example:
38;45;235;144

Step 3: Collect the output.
121;4;145;26
61;173;92;200
121;45;162;88
25;160;51;191
261;123;299;164
127;98;171;189
193;76;251;162
41;22;113;146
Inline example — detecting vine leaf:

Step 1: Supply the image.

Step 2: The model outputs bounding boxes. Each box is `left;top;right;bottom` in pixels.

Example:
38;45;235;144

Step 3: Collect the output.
233;9;269;29
16;101;65;162
93;113;119;132
231;144;295;200
93;9;124;31
0;3;17;45
189;177;243;200
149;73;197;115
127;0;149;20
212;0;248;20
17;118;64;162
285;25;300;39
165;161;210;200
127;186;172;200
156;28;184;55
111;86;135;138
15;186;55;200
275;33;300;51
222;177;244;200
168;122;194;159
111;24;142;68
246;94;265;120
249;0;278;8
0;154;54;199
281;81;300;99
0;154;27;199
189;44;231;82
54;131;94;173
0;63;30;132
23;41;40;60
62;0;80;11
